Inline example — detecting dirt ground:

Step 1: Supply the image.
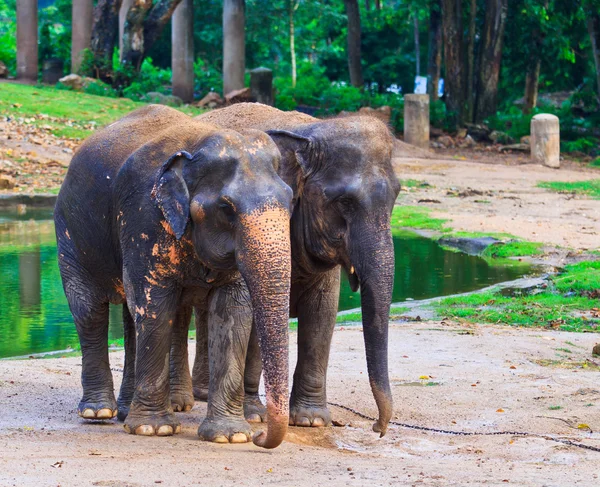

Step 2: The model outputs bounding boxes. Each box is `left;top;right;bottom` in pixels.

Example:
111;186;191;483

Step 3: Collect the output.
1;322;600;486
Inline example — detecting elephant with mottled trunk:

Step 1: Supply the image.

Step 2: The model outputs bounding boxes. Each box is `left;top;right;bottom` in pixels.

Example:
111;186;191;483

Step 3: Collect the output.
184;103;400;435
54;105;293;448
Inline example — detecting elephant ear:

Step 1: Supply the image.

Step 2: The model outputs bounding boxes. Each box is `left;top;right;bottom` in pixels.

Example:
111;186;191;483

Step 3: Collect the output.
152;151;193;240
265;130;313;176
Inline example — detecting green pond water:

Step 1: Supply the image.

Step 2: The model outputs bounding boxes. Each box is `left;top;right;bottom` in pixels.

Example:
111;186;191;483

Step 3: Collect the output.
0;209;534;359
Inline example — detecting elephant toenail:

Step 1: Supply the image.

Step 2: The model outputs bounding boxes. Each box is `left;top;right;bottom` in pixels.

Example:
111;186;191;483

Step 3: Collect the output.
156;425;173;436
312;418;325;427
247;414;262;423
81;409;96;419
183;405;193;412
296;417;311;427
96;408;113;419
135;424;155;436
213;435;229;443
172;404;181;412
230;433;249;443
175;424;182;434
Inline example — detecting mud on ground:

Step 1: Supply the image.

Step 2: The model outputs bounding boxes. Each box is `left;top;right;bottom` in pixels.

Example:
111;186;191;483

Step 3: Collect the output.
1;323;599;486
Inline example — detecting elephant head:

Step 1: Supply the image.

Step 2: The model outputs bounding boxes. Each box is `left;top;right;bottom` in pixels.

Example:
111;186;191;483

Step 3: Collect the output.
153;129;293;448
267;117;401;436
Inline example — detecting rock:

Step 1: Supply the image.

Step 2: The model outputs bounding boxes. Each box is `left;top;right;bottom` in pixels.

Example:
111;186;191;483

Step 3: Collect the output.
42;58;64;85
430;127;444;138
58;74;97;91
456;128;467;139
498;143;530;152
593;344;600;357
489;130;515;145
144;92;183;107
0;174;16;189
438;236;500;256
458;135;476;148
196;92;223;108
0;61;8;78
437;135;455;148
225;87;252;105
465;123;491;142
358;105;392;125
520;135;531;145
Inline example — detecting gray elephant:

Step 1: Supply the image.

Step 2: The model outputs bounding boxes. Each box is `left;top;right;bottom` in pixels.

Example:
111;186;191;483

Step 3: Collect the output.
54;105;293;448
182;103;400;435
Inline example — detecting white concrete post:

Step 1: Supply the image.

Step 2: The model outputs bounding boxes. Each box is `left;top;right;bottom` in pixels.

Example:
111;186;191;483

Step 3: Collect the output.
531;114;560;168
404;94;430;149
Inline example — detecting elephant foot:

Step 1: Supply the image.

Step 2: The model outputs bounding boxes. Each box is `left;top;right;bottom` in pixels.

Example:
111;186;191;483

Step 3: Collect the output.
289;403;331;428
244;393;266;423
124;410;181;436
116;404;129;422
198;417;253;444
193;385;208;401
170;388;195;413
78;397;118;421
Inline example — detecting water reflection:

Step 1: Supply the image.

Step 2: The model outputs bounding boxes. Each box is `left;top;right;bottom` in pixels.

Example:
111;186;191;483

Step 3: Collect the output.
0;211;534;359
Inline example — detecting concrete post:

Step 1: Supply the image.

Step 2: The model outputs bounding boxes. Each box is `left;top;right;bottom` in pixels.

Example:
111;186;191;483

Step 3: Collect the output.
71;0;93;73
250;67;273;106
531;114;560;168
16;0;38;82
404;94;430;149
172;0;194;103
223;0;245;95
119;0;134;59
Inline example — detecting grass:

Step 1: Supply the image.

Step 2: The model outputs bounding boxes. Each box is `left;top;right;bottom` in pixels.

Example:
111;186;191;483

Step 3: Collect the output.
538;180;600;200
433;260;600;332
335;306;410;324
482;241;544;258
391;205;449;232
0;82;204;140
548;405;563;410
588;157;600;168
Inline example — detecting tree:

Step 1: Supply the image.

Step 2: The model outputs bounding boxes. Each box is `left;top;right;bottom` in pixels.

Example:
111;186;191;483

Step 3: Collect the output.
90;0;122;83
289;0;299;87
427;0;442;100
344;0;363;88
586;2;600;100
441;0;466;129
465;0;476;122
223;0;245;94
474;0;508;122
121;0;182;72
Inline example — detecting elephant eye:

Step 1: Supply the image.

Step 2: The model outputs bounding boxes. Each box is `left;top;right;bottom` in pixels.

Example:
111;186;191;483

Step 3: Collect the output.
219;202;236;223
334;195;356;213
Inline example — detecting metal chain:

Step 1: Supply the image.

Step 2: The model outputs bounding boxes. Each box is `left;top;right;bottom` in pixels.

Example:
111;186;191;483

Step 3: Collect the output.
327;401;600;454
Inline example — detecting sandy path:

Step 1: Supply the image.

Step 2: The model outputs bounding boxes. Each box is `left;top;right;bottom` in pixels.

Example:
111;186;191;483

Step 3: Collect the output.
1;323;599;486
393;155;600;250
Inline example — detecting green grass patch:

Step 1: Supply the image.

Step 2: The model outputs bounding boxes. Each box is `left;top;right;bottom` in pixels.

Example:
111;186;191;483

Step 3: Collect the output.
400;179;429;189
335;306;409;324
548;405;562;410
482;241;544;258
538;180;600;200
589;157;600;168
391;205;449;233
0;82;204;140
433;261;600;332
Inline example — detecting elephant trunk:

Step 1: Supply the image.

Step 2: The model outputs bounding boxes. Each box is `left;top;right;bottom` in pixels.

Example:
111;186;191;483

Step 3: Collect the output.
237;203;291;449
349;219;395;437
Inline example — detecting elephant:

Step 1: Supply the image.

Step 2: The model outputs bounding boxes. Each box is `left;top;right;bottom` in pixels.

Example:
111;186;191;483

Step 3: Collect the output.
54;105;293;449
184;103;401;436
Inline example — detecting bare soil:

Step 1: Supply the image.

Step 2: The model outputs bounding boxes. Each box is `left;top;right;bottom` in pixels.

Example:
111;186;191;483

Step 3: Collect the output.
1;323;600;486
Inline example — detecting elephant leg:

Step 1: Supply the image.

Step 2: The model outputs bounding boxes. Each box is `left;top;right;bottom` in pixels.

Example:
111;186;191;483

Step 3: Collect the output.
123;275;181;436
117;305;135;421
191;306;209;401
198;281;254;444
243;324;266;423
169;305;194;412
290;267;341;427
68;291;117;420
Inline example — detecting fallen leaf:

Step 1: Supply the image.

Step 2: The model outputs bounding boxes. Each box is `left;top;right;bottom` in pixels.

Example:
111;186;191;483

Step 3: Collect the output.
51;461;64;469
496;408;505;413
577;423;590;430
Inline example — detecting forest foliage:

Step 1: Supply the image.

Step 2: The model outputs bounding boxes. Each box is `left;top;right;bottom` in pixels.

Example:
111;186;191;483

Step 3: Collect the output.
0;0;599;151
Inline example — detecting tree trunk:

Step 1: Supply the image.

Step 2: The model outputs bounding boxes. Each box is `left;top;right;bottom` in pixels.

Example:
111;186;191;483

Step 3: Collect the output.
465;0;477;123
171;0;194;103
474;0;507;122
119;0;134;59
413;12;420;77
587;13;600;101
344;0;364;88
427;0;442;101
524;60;541;113
223;0;245;95
16;0;38;82
90;0;122;83
374;0;381;10
441;0;466;130
289;0;297;88
71;0;94;73
121;0;182;74
365;0;371;10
